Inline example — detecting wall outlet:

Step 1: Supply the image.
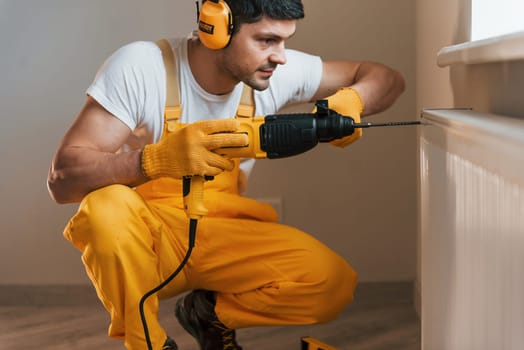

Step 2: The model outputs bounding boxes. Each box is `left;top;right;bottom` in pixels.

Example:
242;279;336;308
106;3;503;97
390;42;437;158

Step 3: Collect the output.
256;197;283;222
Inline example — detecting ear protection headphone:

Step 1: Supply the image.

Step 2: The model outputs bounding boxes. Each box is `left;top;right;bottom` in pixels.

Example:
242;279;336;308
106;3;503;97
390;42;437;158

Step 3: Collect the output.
197;0;234;50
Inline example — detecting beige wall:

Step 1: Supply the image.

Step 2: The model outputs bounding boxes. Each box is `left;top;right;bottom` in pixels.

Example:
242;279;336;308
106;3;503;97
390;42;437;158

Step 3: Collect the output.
0;0;196;285
248;0;417;282
0;0;416;285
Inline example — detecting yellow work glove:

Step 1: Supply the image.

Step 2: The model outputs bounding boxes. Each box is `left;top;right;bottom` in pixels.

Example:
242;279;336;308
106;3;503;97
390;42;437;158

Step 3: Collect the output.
323;87;364;148
141;119;248;179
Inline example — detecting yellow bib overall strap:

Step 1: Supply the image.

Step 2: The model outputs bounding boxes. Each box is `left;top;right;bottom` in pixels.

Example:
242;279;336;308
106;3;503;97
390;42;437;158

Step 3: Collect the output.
155;39;182;133
155;38;255;132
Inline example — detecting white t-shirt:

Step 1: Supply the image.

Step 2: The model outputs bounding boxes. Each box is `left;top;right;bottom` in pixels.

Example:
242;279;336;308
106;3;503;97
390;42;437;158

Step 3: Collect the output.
86;34;323;176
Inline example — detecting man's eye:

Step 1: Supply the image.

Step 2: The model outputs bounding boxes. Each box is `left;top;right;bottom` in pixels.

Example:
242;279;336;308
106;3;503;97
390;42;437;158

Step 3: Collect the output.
260;38;275;45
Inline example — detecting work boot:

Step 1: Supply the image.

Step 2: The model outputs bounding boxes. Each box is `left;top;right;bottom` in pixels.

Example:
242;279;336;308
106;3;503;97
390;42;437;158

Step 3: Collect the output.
163;336;178;350
175;290;243;350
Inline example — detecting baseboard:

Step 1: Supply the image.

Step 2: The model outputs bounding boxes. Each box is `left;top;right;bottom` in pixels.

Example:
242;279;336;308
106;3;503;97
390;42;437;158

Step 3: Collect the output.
0;281;415;307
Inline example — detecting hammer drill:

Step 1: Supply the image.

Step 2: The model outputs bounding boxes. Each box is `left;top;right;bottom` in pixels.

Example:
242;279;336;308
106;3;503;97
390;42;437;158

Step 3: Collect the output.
183;99;420;219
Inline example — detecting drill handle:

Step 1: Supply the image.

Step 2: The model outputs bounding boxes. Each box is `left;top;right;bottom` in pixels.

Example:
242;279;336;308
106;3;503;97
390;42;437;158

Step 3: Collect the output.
182;175;213;220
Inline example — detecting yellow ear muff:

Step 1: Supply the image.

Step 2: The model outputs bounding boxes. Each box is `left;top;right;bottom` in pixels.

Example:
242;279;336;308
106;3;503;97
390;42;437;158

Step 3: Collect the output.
198;0;233;50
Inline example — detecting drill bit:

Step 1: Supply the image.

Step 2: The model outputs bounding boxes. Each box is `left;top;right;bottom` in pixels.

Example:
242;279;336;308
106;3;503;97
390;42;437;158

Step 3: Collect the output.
354;120;422;128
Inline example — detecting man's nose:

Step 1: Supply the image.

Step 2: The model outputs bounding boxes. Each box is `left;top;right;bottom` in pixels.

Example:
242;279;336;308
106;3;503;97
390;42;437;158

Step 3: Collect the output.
269;42;287;65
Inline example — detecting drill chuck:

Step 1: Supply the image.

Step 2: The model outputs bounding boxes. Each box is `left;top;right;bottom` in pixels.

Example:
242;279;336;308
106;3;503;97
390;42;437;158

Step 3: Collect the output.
260;113;355;159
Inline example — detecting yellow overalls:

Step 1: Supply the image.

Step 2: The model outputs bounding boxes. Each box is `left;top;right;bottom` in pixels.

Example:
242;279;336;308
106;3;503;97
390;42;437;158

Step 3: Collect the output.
63;40;358;350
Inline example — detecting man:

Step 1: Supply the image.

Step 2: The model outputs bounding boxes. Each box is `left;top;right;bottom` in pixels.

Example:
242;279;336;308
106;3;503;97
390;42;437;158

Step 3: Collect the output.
48;0;405;349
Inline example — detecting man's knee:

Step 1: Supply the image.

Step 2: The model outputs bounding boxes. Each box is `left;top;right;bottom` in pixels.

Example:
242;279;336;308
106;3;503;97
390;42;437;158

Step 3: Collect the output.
79;184;146;223
82;184;141;211
65;185;146;250
305;255;358;323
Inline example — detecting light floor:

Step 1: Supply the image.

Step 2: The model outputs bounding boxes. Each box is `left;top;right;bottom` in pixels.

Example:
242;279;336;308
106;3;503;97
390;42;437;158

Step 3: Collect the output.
0;282;420;349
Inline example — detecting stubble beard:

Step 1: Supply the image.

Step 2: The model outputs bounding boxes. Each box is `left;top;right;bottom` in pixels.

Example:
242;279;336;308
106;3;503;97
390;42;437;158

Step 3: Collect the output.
222;57;273;91
244;74;271;91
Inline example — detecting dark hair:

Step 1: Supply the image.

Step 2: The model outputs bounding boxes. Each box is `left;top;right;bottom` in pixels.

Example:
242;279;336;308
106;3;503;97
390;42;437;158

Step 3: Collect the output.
224;0;305;34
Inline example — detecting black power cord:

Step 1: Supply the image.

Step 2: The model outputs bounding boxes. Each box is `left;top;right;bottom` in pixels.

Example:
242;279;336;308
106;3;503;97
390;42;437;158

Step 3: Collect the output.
139;218;198;350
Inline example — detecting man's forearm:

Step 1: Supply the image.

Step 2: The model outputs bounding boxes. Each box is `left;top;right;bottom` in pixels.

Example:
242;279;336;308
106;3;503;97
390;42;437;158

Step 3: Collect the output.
312;60;405;116
47;147;148;204
351;61;405;117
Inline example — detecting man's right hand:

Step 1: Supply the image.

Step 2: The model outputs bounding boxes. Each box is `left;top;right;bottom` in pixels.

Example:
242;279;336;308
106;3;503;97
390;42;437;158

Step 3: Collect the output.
141;119;248;179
